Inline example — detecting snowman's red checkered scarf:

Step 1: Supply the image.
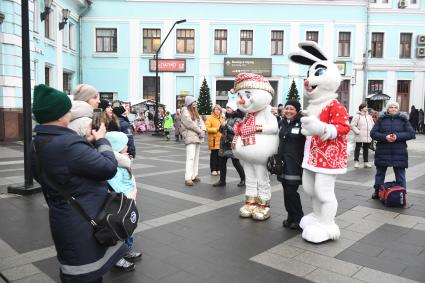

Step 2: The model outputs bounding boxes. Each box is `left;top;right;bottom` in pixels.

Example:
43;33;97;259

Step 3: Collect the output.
232;113;256;146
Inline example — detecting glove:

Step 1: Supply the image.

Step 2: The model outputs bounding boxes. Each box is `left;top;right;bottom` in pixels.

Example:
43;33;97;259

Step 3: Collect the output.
301;116;336;141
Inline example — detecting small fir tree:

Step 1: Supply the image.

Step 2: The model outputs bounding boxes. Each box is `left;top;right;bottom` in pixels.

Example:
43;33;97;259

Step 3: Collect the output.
197;78;212;115
287;79;300;102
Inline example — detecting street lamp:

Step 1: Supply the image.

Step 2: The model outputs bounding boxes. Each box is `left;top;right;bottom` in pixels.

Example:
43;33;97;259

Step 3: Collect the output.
59;9;71;30
153;19;186;134
8;0;41;194
40;0;53;21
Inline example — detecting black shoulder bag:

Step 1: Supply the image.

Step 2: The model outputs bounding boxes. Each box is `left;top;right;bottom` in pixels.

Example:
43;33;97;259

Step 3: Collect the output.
33;139;139;247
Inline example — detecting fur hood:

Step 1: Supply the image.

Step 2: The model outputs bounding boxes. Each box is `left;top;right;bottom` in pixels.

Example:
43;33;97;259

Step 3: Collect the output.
114;152;131;169
378;111;409;121
70;100;93;121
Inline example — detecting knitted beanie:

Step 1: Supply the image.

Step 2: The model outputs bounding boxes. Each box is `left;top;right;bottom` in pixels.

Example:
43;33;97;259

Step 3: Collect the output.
32;84;72;124
72;84;98;102
233;73;275;96
113;106;126;117
285;100;301;113
105;131;128;153
185;96;196;107
386;101;400;111
99;99;112;111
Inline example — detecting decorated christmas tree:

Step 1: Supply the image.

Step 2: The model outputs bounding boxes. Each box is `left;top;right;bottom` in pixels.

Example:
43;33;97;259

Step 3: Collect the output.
287;79;300;101
197;78;212;115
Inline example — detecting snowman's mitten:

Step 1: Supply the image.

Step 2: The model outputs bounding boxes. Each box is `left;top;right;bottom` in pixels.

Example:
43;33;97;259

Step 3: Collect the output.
301;116;336;140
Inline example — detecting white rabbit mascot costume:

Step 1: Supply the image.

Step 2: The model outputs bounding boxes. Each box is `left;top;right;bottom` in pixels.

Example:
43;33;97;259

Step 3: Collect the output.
232;73;279;221
289;42;350;243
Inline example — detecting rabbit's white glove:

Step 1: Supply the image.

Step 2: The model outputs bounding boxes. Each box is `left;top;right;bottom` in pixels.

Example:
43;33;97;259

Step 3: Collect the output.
301;116;337;141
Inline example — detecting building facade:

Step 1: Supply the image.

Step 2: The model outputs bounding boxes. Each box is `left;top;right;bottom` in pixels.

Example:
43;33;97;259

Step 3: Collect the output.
1;0;425;140
0;0;87;140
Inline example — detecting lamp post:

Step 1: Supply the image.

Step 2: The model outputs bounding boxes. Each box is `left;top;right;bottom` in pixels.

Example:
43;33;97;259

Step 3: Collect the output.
8;0;41;194
153;19;186;134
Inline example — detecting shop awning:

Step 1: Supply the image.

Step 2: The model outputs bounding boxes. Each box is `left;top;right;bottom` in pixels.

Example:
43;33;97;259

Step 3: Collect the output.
366;93;391;101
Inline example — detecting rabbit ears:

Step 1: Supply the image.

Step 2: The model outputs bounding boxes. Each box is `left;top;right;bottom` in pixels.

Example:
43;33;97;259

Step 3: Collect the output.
289;41;328;66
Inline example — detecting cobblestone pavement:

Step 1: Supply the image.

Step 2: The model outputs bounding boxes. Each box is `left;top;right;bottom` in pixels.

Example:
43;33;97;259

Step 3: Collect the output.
0;134;424;283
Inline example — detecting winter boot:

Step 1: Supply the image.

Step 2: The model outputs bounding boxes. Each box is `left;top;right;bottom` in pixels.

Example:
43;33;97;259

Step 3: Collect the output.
252;197;271;221
239;196;257;218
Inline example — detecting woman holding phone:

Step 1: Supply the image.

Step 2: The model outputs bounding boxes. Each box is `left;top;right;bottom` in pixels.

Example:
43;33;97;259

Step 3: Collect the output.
370;101;415;199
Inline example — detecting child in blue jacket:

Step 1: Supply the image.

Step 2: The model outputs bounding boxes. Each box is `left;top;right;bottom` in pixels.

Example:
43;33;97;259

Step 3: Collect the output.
105;131;142;271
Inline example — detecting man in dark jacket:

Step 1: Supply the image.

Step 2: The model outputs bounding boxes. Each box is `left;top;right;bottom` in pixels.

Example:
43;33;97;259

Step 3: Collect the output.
409;105;419;133
113;106;136;158
371;101;416;199
277;100;305;229
31;85;128;282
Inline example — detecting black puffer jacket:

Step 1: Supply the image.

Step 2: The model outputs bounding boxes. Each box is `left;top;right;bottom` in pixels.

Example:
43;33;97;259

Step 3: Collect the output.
277;114;306;186
219;110;244;158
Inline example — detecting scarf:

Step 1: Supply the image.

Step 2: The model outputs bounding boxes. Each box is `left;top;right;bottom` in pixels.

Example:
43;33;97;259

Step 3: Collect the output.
233;113;256;146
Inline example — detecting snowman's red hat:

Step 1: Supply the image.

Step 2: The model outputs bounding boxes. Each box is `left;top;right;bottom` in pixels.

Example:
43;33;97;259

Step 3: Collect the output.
233;73;275;96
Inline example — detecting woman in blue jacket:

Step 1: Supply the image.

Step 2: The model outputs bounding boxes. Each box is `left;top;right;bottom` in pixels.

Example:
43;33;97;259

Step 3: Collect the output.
31;85;127;283
113;106;136;158
370;101;415;199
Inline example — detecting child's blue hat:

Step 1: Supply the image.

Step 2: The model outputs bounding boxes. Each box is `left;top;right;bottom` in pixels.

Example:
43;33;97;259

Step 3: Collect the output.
105;131;128;152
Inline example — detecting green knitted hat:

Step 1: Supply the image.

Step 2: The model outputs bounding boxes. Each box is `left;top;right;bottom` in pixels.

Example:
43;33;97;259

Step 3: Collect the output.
32;84;72;124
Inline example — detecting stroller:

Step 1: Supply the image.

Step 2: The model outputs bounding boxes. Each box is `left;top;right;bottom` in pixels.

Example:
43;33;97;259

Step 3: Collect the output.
133;119;146;134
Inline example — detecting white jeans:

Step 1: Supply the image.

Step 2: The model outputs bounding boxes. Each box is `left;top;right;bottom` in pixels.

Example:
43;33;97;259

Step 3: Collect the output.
185;143;200;181
240;160;271;200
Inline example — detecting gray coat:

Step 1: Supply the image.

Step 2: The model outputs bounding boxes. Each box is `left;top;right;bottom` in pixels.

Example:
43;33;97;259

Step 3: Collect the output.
350;111;375;143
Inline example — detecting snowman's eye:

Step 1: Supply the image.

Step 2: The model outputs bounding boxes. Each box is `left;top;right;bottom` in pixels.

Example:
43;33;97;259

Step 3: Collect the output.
246;93;251;99
237;92;242;98
307;70;310;77
314;68;326;76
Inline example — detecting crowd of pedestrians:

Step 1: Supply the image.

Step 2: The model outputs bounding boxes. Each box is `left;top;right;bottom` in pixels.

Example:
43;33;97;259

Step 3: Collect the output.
30;82;421;282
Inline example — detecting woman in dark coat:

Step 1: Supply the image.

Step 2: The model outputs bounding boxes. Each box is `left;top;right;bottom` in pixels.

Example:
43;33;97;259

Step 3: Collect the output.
31;85;127;283
213;101;245;187
370;101;416;199
277;100;305;229
113;106;136;158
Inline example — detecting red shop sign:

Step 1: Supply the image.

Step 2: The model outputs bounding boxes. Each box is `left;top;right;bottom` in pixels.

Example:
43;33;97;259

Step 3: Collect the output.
149;59;186;72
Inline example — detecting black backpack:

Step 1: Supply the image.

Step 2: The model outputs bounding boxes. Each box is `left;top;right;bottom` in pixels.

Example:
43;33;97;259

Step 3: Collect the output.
33;138;139;247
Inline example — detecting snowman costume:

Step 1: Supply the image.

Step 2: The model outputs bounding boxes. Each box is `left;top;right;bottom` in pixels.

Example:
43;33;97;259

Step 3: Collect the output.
232;73;279;221
289;42;350;243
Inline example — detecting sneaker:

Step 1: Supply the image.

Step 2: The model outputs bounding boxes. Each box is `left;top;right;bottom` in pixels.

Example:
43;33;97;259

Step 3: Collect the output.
114;258;135;272
282;220;301;230
185;180;193;186
192;177;201;183
124;251;142;262
211;171;218;176
364;162;372;168
354;161;360;168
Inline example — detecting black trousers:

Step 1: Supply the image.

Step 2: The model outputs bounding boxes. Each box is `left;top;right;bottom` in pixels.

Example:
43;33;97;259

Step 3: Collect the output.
282;183;304;224
354;142;370;162
219;156;245;183
210;149;220;172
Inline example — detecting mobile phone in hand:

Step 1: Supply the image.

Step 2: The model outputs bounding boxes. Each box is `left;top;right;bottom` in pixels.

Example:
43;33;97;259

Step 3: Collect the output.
92;108;102;131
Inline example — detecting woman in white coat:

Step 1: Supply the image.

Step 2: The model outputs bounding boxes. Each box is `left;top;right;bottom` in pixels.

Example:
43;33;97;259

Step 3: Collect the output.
350;103;375;168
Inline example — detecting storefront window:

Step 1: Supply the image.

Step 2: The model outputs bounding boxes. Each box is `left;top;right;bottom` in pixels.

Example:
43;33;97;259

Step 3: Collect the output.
143;76;159;100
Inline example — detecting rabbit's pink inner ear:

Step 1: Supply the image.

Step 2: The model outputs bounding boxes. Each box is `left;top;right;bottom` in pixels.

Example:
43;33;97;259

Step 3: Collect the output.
289;54;316;66
300;44;327;61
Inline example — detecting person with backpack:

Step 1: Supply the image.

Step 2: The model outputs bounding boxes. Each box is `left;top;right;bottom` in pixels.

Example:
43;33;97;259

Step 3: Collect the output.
370;101;415;199
31;85;128;283
105;131;142;272
277;100;305;230
350;103;375;168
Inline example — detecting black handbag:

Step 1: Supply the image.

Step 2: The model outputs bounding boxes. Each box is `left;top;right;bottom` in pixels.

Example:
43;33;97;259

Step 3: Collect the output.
33;139;139;247
267;154;284;175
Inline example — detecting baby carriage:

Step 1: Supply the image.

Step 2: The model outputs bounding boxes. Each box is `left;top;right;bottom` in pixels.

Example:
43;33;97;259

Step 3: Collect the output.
133;120;146;134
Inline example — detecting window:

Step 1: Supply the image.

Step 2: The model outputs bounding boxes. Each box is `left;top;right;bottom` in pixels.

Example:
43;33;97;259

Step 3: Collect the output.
368;80;384;95
214;29;227;54
176;29;195;54
371;32;384;58
143;76;159;100
271;30;284;55
338;32;351;57
63;72;72;94
69;23;76;50
399;33;412;58
143;29;161;54
336;80;350;110
240;30;253;55
96;28;117;52
411;0;417;3
397;80;410;113
45;66;51;86
44;12;53;39
306;31;319;43
33;0;39;33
